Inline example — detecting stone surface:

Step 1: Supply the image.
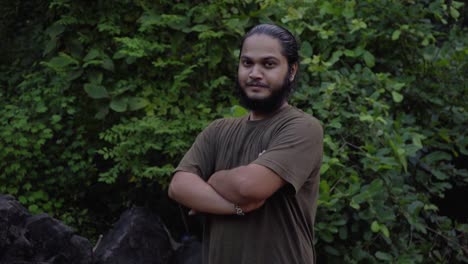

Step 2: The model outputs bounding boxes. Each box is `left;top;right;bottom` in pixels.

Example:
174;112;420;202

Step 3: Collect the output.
93;206;174;264
170;236;202;264
0;195;202;264
0;194;94;264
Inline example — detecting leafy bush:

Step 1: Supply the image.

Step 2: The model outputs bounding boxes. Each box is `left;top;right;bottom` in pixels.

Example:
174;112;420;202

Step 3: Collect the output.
1;0;466;262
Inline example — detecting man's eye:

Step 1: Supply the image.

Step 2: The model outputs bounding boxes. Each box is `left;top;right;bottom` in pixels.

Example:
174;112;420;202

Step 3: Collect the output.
242;60;252;66
265;62;275;68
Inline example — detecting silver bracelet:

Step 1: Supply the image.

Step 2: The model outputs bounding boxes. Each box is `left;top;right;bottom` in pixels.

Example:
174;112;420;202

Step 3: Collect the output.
234;204;245;216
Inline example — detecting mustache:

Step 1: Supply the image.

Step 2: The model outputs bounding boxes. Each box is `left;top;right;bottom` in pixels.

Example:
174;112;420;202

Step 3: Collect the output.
245;82;269;88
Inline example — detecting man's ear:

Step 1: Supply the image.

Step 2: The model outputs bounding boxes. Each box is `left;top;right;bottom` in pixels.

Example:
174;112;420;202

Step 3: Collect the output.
289;63;298;81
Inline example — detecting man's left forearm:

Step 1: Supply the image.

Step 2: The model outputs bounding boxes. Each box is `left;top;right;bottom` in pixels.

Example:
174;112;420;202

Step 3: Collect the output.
208;166;256;205
208;163;287;205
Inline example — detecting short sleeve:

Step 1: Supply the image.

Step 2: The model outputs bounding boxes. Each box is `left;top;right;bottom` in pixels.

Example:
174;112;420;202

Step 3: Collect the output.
173;120;219;180
252;117;323;193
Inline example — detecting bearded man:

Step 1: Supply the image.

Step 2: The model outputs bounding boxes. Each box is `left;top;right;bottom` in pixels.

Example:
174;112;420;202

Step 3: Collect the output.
168;23;323;264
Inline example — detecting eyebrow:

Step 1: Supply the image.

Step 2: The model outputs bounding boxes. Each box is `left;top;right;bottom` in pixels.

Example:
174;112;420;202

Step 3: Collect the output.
240;55;280;62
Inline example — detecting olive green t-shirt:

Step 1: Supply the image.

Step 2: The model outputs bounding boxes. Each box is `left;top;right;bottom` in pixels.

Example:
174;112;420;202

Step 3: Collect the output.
174;105;323;264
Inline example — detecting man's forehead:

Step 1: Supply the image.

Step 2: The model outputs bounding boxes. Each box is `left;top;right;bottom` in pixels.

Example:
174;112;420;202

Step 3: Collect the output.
240;34;284;60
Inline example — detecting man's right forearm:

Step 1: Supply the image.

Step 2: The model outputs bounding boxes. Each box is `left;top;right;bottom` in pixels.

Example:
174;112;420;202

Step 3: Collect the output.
168;171;237;215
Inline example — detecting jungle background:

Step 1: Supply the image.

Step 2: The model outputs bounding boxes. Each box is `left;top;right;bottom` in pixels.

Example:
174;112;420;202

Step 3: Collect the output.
1;0;467;263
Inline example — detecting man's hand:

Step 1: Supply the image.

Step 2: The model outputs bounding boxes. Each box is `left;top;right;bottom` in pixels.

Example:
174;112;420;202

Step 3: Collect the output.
169;171;240;215
188;199;265;216
241;199;266;213
170;171;267;216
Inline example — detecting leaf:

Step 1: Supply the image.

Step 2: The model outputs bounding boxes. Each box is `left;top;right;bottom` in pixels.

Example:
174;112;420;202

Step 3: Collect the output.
83;49;100;61
380;225;390;238
88;71;103;84
320;230;334;243
367;179;383;195
28;204;40;214
359;114;373;122
110;97;128;112
408;201;424;216
342;3;355;18
452;1;465;8
320;163;330;174
67;69;83;80
43;39;57;56
392;30;401;40
324;245;340;256
458;137;468;155
371;221;380;232
45;53;79;68
319;2;335;16
327;51;343;66
101;58;115;71
350;199;360;210
375;251;393;261
84;83;109;99
51;115;61;123
344;49;356;57
128;97;148;111
328;119;342;129
392;91;404;103
363;51;375;67
19;196;27;204
424;151;451;163
45;23;65;38
320;180;330;196
412;133;425;148
391;82;406;91
339;226;348;240
36;104;48;113
230;105;248;117
24;182;32;191
432;170;449;180
95;106;109;119
300;41;313;58
191;24;211;32
449;6;460;19
331;219;347;226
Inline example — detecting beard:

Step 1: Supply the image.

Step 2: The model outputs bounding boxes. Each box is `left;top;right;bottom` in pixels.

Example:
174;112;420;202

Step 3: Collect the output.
236;75;293;115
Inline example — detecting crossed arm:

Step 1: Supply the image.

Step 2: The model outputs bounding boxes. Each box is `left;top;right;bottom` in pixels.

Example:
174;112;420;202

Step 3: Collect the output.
168;164;286;215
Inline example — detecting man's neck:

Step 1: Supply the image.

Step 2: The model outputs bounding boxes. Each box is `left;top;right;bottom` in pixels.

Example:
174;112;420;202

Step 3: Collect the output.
249;102;289;121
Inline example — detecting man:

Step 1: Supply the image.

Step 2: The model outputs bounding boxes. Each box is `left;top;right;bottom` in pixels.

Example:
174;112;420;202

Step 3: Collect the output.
168;24;323;264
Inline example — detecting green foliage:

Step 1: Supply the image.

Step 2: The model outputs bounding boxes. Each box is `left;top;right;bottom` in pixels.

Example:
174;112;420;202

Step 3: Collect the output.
0;70;98;227
1;0;467;262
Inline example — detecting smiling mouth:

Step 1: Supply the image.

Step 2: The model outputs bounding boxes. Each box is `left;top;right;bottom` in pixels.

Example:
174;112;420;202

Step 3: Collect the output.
247;86;269;93
246;83;269;89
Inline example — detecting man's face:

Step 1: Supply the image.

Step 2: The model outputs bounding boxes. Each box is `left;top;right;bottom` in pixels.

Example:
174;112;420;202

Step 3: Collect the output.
237;34;296;114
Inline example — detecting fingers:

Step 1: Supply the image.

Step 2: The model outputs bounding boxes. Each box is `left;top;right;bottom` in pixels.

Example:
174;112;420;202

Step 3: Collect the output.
242;199;266;213
189;209;197;215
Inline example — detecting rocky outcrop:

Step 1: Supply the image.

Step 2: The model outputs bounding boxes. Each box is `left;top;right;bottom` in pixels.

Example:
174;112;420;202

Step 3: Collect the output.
170;236;202;264
93;206;174;264
0;194;201;264
0;194;93;264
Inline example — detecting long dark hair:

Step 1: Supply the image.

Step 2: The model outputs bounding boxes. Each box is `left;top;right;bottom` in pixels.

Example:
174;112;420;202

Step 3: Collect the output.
239;23;300;72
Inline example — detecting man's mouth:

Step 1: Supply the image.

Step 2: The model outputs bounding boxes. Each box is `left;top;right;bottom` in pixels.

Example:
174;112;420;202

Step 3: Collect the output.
246;82;269;89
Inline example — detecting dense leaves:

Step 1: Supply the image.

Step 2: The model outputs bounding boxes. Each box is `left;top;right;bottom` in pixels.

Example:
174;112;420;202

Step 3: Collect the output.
1;0;467;262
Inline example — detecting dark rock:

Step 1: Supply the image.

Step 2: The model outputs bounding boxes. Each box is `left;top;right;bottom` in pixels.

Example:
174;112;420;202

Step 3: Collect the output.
0;194;94;264
1;195;186;264
93;206;173;264
170;236;202;264
0;194;31;251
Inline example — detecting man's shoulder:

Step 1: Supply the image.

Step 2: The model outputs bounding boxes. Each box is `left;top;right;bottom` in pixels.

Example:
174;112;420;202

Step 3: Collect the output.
204;116;245;132
283;106;322;131
212;115;245;126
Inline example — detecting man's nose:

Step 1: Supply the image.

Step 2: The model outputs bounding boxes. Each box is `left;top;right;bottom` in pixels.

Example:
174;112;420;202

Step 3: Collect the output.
248;65;262;79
